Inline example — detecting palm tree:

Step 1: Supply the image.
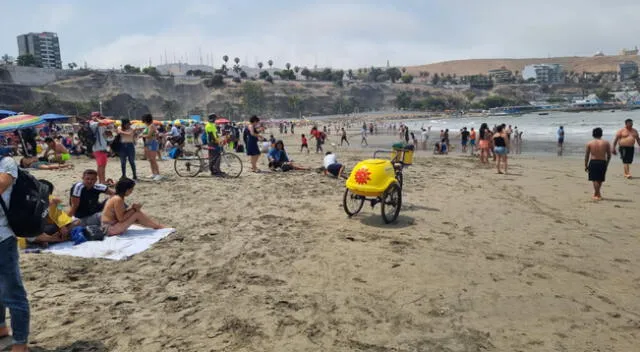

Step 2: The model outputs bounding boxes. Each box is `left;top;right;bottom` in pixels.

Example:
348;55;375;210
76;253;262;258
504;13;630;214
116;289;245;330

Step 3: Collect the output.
1;54;13;65
294;66;300;73
268;60;273;69
234;57;240;65
223;55;229;65
401;67;406;73
285;62;291;70
257;62;263;70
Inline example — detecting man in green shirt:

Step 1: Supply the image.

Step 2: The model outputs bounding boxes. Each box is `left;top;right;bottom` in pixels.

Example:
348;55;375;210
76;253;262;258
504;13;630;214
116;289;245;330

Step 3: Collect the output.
206;114;223;176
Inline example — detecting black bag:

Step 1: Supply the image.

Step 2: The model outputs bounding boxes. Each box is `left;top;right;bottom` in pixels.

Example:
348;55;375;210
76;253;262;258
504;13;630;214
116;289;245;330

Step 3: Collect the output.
236;144;245;153
84;225;105;241
78;123;97;152
0;161;50;238
110;134;122;154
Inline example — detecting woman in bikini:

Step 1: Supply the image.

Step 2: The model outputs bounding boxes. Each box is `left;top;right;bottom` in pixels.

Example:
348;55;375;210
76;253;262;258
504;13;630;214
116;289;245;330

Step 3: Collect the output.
493;125;510;174
100;178;165;236
478;123;491;164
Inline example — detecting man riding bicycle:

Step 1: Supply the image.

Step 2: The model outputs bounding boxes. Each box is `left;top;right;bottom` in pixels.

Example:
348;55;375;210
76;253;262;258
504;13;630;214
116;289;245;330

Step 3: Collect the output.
206;114;224;177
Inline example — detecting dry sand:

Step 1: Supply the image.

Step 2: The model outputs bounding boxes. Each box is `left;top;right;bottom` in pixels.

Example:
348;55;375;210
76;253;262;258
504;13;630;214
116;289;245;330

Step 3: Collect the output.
7;132;640;352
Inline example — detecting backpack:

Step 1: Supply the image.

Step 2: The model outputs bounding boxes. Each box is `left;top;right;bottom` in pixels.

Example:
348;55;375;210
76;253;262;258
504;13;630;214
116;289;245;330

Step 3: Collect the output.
110;134;122;154
78;123;96;153
0;160;50;238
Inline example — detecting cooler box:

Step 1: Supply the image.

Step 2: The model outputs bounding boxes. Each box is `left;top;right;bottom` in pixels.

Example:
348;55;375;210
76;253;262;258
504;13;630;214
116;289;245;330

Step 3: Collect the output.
391;143;414;165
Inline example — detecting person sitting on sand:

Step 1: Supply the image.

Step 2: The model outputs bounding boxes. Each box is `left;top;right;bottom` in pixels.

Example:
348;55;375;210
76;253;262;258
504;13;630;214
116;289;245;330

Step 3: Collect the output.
585;127;611;201
433;139;448;155
19;156;74;170
29;180;81;246
267;140;309;171
68;169;115;226
101;178;165;236
43;136;71;163
322;151;346;179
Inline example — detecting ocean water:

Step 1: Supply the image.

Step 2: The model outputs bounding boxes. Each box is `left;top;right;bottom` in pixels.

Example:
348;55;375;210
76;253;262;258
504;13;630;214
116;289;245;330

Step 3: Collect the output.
402;110;640;155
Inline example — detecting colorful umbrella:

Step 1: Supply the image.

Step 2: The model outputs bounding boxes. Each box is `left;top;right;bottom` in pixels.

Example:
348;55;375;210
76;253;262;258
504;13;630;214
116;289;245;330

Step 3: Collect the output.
0;114;45;132
215;118;230;124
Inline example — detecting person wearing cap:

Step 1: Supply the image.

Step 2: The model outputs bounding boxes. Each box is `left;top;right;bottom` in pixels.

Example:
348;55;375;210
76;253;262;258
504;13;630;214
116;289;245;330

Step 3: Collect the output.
90;112;111;185
205;114;223;177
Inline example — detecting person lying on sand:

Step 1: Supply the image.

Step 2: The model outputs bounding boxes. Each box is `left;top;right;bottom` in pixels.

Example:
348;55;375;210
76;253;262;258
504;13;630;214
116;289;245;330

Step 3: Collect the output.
322;151;347;179
101;178;165;236
68;169;115;227
43;137;71;163
19;156;73;170
268;140;310;171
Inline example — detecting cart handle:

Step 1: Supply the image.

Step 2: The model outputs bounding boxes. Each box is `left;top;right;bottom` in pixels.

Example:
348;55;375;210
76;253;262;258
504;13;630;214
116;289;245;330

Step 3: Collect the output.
373;149;392;159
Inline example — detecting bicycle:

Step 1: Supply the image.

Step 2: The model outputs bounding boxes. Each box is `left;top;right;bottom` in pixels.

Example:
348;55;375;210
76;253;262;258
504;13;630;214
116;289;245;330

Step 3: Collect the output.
174;145;243;178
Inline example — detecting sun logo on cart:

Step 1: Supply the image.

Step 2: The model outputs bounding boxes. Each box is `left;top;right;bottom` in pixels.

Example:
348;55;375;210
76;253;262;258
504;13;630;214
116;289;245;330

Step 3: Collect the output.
354;167;372;185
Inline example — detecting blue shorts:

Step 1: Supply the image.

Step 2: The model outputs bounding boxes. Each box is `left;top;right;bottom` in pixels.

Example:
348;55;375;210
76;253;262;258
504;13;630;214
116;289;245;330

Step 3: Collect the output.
327;163;343;177
494;146;507;155
461;140;468;146
145;139;159;152
470;140;476;146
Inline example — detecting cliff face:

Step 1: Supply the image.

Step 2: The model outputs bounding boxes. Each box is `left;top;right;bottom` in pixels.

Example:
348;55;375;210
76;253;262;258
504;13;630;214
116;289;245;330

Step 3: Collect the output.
0;71;427;118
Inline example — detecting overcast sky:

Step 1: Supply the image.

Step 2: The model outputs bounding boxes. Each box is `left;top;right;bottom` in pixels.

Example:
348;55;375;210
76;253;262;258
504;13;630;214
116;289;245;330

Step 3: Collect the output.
2;0;640;69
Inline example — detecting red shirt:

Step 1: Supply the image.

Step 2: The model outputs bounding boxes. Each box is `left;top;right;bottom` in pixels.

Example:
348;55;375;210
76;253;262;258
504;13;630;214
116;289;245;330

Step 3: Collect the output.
301;136;308;145
311;129;321;138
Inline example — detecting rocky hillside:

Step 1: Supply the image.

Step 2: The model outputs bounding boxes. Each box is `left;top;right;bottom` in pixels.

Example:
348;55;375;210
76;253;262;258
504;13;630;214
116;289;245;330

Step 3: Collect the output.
0;71;477;119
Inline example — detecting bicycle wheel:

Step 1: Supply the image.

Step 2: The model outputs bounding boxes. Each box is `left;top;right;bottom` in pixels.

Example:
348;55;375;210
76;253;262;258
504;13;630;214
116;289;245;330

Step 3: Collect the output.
220;152;243;178
343;189;365;217
174;151;204;177
381;182;402;224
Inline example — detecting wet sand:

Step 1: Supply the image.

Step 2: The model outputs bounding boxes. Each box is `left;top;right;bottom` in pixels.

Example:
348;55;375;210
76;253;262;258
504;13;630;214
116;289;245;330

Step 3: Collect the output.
12;135;640;352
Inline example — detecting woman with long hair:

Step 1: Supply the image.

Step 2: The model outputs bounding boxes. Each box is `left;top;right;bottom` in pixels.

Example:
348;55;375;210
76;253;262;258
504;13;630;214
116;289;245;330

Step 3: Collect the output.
141;114;161;181
245;115;264;172
101;178;165;236
493;125;510;174
117;118;138;180
478;123;491;164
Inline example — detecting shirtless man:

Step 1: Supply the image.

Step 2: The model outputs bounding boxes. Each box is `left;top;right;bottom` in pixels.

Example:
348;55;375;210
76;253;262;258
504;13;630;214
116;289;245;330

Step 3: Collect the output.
43;137;70;163
585;128;611;201
612;119;640;179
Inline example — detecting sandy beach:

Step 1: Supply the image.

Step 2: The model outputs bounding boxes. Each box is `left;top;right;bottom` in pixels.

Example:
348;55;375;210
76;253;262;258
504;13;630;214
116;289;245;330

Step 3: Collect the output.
6;132;640;352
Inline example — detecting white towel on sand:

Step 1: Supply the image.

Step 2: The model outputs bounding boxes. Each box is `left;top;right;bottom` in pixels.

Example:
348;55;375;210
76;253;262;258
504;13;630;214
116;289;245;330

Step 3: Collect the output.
45;225;176;260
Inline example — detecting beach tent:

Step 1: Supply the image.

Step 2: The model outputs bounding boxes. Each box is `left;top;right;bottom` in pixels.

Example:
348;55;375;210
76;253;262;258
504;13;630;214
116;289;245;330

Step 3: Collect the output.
215;118;230;124
40;113;70;121
190;115;202;122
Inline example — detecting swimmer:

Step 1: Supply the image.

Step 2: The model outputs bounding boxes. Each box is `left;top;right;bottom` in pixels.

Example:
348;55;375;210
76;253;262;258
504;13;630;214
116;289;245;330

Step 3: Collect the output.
585;127;611;200
612;118;640;179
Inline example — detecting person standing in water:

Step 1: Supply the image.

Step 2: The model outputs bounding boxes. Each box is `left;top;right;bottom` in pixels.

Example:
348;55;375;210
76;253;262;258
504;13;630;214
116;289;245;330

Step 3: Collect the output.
585;127;611;201
557;126;565;156
612;118;640;179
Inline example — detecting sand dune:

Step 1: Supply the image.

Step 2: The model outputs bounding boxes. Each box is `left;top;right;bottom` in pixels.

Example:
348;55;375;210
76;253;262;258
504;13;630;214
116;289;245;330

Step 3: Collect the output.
12;135;640;351
406;55;640;76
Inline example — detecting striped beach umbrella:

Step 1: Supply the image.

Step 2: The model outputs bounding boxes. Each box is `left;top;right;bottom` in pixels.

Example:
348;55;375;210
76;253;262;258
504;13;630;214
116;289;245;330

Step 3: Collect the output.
0;114;45;132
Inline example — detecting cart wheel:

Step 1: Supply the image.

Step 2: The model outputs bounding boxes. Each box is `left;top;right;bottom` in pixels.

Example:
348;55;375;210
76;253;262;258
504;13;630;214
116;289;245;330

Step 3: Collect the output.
174;151;204;177
381;182;402;224
343;189;365;217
